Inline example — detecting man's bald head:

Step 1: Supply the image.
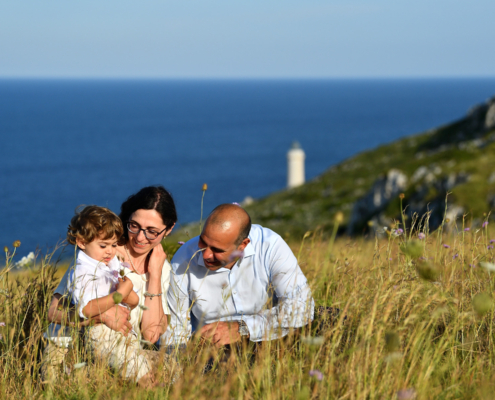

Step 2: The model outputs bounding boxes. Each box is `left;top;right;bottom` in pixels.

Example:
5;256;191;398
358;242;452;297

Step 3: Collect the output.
205;204;251;245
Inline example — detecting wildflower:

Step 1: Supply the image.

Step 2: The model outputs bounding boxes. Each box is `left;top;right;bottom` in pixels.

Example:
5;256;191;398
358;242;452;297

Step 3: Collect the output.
0;322;5;326
469;264;475;268
178;241;185;245
73;362;87;369
418;232;425;240
202;183;208;191
334;212;344;224
488;245;494;250
453;253;459;260
309;369;323;381
229;250;244;261
15;252;35;268
480;262;495;272
138;304;149;311
111;270;119;278
392;228;403;237
483;221;489;228
112;292;123;304
3;246;7;253
232;202;240;206
443;244;450;248
464;227;470;232
397;388;416;400
121;261;131;269
490;240;495;244
301;336;325;347
13;240;21;248
472;293;493;317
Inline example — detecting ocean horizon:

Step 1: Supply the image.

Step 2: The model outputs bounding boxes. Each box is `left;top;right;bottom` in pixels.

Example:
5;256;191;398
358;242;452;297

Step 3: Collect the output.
2;77;495;260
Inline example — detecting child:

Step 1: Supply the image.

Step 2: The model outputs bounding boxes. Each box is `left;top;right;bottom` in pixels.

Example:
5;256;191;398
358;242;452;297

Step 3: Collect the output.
66;205;153;385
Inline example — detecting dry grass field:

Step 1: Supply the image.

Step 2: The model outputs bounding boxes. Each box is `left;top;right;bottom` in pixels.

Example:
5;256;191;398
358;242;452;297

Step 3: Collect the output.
2;211;495;399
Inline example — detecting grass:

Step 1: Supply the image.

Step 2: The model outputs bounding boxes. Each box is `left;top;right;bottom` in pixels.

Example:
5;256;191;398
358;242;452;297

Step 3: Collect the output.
3;208;495;399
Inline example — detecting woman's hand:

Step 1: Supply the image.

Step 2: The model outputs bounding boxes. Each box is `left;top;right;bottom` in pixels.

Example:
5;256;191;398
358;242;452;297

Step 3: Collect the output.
147;242;167;277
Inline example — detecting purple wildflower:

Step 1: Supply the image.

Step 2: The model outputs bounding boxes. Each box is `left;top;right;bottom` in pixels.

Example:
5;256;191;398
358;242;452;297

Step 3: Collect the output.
0;322;5;327
309;369;323;381
397;388;416;400
418;232;425;240
232;202;241;206
453;253;459;260
483;221;489;228
443;244;450;248
229;250;244;261
178;241;185;245
464;227;470;232
111;270;119;278
490;240;495;244
488;245;494;250
121;261;131;269
469;264;476;268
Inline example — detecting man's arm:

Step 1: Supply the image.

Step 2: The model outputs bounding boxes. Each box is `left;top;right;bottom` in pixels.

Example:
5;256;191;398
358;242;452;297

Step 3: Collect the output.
242;236;314;342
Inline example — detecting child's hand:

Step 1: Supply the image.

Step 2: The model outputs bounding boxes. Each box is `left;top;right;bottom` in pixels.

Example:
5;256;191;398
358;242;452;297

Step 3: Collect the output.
117;277;134;297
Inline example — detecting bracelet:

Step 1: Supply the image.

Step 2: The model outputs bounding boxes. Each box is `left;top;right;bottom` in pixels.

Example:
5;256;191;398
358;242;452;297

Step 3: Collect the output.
144;291;162;300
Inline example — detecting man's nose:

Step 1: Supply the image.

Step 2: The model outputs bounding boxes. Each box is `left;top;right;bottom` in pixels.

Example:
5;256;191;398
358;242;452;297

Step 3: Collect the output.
203;247;213;260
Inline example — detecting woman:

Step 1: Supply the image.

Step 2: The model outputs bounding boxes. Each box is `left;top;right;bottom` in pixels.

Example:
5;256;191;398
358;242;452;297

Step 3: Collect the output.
45;185;177;386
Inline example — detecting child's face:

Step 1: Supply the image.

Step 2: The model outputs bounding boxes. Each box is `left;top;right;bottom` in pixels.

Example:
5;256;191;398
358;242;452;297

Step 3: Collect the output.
77;235;118;265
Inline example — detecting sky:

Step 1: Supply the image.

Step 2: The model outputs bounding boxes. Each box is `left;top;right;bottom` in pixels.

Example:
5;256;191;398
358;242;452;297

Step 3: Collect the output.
1;0;494;79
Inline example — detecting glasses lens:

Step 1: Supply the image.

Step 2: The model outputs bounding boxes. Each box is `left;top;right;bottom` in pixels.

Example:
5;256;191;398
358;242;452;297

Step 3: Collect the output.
127;222;139;233
145;231;159;240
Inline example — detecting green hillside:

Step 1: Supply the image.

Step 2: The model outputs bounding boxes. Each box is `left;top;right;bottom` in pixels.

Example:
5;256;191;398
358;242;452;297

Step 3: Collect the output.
244;97;495;239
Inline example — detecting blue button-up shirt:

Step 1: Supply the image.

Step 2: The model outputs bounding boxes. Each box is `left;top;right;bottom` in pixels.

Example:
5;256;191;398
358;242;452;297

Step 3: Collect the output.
162;224;314;344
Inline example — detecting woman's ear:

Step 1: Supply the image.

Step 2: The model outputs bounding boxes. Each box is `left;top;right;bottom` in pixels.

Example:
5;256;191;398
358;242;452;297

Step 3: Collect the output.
76;238;86;250
165;223;176;237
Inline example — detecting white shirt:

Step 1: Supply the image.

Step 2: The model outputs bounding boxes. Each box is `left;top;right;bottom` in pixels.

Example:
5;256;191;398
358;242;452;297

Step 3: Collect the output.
163;224;314;345
52;252;171;339
68;251;125;319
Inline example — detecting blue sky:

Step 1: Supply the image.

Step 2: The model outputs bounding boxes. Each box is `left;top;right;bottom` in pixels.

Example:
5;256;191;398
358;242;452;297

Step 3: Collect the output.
1;0;494;78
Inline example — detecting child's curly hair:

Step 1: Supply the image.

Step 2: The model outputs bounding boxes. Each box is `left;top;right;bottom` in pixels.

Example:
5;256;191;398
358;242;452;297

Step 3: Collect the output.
67;205;124;246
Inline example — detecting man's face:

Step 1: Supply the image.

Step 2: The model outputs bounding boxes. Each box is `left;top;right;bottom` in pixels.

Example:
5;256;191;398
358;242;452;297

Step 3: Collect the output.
198;223;248;271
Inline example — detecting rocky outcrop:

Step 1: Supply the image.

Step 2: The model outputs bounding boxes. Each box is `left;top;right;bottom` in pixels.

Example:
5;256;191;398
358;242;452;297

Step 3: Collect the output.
347;169;407;234
485;98;495;130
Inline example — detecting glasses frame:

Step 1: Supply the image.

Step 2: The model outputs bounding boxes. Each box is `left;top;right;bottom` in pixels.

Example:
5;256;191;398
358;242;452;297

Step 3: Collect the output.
126;221;167;241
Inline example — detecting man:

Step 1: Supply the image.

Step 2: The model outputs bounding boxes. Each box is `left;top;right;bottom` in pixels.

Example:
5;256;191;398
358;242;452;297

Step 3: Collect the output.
163;204;314;347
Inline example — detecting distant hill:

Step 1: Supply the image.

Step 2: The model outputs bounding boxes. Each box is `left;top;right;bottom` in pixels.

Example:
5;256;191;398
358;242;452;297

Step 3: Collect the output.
242;96;495;239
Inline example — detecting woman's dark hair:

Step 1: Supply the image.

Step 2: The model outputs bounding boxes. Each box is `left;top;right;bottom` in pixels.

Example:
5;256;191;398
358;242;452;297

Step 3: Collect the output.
119;186;177;241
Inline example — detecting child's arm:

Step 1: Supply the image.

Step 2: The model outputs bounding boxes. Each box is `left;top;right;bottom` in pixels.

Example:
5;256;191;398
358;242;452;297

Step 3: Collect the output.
123;290;139;309
82;278;134;319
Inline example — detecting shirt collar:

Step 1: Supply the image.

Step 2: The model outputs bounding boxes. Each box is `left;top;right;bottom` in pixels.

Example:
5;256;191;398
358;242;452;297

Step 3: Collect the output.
77;250;116;272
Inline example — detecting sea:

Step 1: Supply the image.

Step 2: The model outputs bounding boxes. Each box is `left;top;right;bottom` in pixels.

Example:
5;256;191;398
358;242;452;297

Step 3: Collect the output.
1;78;495;260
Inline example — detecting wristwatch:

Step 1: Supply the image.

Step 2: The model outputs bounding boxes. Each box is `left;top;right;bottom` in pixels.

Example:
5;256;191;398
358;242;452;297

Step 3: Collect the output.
238;320;250;338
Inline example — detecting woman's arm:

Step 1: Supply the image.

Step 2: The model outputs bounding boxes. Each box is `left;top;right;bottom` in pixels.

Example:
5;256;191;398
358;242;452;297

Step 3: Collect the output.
140;246;168;343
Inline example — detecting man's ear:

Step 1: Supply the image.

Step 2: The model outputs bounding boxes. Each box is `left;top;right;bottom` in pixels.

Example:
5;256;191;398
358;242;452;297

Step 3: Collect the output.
76;238;86;250
238;238;250;251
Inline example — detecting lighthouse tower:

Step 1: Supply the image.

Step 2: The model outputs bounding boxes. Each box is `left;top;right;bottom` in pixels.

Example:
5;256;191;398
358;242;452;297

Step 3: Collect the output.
287;141;305;188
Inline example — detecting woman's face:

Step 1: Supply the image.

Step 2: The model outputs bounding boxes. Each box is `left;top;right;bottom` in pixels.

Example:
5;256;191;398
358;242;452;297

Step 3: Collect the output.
127;209;169;255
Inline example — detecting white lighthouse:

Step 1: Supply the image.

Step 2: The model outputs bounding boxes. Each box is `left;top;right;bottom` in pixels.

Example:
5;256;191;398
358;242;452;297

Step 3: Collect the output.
287;141;305;188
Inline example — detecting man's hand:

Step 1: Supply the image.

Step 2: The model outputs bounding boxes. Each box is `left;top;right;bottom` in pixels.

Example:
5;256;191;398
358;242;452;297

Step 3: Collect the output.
199;321;241;347
100;305;133;336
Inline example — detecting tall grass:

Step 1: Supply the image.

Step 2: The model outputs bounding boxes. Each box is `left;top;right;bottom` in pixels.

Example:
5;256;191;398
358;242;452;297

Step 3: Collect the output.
2;214;495;399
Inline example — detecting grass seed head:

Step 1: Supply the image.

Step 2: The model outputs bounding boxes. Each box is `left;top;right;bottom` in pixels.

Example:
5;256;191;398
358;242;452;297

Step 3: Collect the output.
202;183;208;191
13;240;20;248
385;331;400;353
3;246;8;253
416;261;439;281
472;293;493;317
112;292;123;305
400;240;424;258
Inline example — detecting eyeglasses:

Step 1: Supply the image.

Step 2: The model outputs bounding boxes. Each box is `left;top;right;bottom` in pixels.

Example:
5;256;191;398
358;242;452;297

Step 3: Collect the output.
126;221;167;240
